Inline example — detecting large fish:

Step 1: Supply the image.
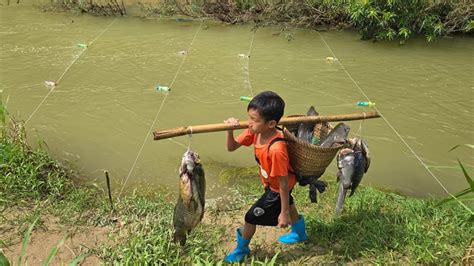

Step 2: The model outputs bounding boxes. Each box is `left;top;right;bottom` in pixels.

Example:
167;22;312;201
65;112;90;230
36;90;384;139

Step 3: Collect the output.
319;123;350;148
296;106;318;144
335;137;370;214
173;149;206;245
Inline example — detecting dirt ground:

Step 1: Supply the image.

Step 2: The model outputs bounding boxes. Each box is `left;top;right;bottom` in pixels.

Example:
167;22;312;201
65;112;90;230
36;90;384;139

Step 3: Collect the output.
202;208;328;264
2;214;108;265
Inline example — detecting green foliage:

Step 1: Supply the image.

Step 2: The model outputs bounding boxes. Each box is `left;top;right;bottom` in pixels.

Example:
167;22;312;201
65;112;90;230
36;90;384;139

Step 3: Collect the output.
97;192;226;264
138;1;177;17
0;111;106;216
37;0;126;16
0;252;10;266
35;0;473;42
43;235;67;266
0;101;6;138
436;145;474;219
0;131;74;206
68;252;92;266
302;185;473;263
18;216;39;266
348;0;473;42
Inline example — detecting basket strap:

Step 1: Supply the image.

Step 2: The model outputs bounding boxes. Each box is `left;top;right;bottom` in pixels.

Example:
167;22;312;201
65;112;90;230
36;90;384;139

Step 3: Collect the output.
254;137;286;165
254;137;295;179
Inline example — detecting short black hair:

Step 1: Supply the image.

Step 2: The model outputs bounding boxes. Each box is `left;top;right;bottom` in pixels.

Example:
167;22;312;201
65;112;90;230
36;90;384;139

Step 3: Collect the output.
248;91;285;123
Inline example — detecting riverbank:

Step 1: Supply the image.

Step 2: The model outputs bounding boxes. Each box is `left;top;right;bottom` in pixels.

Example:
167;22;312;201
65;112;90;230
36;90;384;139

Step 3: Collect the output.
33;0;473;42
1;113;472;264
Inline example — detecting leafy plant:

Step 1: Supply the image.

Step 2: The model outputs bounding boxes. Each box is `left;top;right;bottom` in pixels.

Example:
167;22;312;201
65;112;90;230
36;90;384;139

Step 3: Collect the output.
0;101;6;138
436;144;474;217
43;235;68;266
18;216;39;266
0;252;10;266
348;0;472;42
68;252;92;266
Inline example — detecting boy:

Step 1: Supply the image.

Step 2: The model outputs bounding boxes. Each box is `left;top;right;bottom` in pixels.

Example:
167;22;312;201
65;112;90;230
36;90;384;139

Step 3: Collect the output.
223;91;307;263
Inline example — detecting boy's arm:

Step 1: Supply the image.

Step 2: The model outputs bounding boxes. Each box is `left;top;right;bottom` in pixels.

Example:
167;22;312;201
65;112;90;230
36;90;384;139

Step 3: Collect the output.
277;175;291;228
224;117;242;152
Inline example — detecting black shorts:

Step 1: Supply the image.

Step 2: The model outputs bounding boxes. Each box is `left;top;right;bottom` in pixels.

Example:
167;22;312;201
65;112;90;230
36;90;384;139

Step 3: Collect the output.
245;187;294;226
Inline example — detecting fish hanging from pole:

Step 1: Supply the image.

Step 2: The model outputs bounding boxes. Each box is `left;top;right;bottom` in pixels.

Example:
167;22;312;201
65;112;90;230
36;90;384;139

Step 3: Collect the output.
173;149;206;245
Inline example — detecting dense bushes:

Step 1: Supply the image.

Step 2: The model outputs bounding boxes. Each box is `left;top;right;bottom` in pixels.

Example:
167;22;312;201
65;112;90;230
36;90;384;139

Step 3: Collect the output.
36;1;473;42
37;0;126;16
349;0;473;42
137;0;473;42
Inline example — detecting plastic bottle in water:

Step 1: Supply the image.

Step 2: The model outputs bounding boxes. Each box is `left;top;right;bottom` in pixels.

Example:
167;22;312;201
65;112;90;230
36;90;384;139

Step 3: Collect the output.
156;85;171;92
77;43;88;48
240;96;252;102
357;101;375;107
44;80;57;87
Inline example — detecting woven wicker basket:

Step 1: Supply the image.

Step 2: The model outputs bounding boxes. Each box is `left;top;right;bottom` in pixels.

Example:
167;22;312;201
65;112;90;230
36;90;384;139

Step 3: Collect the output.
283;123;343;177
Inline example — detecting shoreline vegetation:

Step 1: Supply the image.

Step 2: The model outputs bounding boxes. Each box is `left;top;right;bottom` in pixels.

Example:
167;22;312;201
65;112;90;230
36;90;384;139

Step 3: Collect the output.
1;107;473;264
31;0;474;43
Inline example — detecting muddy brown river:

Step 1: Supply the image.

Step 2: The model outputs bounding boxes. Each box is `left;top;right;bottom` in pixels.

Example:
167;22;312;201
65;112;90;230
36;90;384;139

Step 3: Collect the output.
1;3;473;200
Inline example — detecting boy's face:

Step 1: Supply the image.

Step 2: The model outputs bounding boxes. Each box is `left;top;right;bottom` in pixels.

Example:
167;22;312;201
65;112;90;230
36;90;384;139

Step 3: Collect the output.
248;108;276;134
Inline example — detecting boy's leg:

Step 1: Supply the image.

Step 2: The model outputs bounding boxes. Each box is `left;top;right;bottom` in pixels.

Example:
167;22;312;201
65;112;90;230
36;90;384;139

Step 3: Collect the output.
279;203;308;244
242;222;256;240
225;188;280;262
289;204;299;224
224;187;267;264
223;222;255;262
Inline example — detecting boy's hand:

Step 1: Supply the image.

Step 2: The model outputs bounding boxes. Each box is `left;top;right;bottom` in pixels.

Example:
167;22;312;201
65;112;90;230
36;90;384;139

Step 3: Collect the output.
224;117;240;130
225;117;242;151
277;212;291;228
224;117;240;125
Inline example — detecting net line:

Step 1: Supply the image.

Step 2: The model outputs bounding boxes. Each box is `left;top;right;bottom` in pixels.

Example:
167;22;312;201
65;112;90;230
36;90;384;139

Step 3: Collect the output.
118;20;204;196
317;31;472;213
24;18;117;126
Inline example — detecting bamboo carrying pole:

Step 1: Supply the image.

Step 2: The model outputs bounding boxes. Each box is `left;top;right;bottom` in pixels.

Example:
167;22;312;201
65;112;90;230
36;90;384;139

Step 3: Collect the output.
153;111;380;141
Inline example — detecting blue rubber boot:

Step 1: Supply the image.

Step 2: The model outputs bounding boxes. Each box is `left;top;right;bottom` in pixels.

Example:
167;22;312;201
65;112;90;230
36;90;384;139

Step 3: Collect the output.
278;215;308;244
224;228;251;263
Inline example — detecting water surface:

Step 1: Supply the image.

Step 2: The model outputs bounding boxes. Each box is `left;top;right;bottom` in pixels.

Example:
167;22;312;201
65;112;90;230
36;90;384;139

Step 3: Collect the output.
1;4;473;200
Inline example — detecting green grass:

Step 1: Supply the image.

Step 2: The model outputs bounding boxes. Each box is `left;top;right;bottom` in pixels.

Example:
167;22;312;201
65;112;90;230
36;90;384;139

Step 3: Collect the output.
302;186;471;263
98;193;227;264
1;108;472;264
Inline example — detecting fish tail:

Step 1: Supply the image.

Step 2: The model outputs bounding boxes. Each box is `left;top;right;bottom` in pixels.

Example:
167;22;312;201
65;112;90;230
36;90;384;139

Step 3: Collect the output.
348;189;356;197
174;230;187;246
335;183;347;215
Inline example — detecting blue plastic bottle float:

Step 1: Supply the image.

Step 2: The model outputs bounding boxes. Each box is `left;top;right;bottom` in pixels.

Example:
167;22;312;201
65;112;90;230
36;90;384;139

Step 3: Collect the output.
357;101;376;107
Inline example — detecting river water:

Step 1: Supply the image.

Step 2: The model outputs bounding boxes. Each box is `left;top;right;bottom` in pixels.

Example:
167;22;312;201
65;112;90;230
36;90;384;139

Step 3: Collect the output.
1;3;473;199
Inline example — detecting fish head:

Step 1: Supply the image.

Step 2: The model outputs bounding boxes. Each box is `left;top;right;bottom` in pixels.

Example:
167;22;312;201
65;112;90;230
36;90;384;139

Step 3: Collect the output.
350;137;370;172
180;149;200;177
337;148;355;188
179;149;200;203
326;123;350;147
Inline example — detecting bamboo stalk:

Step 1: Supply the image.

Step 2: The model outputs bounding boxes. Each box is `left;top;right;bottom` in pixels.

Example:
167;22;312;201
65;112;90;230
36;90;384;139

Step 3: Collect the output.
153;111;380;140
